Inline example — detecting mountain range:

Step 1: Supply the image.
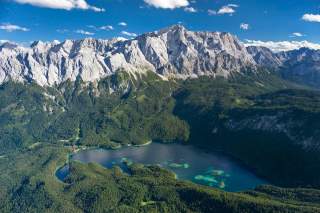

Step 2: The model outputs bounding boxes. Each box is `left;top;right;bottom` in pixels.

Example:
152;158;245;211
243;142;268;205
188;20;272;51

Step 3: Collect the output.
1;25;319;88
1;25;320;212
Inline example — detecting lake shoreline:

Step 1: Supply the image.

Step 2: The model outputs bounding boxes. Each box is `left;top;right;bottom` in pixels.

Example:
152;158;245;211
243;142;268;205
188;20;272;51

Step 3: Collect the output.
56;142;267;192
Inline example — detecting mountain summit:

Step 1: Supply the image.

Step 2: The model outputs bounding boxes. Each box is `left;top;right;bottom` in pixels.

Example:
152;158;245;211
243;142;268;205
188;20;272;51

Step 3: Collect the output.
0;25;256;87
1;25;320;88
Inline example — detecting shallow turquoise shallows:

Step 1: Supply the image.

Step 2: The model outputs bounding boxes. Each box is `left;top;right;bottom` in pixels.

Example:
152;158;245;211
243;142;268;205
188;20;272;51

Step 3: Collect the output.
57;143;267;192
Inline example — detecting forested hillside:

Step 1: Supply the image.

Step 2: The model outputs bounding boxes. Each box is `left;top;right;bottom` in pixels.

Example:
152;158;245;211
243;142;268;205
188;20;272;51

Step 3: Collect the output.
0;70;320;212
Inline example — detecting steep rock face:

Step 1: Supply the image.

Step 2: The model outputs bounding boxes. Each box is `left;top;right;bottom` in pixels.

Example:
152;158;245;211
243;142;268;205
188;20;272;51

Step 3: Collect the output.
138;25;256;78
247;46;320;88
278;48;320;88
0;25;256;87
246;46;282;68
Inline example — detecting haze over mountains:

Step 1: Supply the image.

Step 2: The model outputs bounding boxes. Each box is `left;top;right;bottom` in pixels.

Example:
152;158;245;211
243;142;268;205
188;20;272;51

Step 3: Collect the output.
0;25;319;88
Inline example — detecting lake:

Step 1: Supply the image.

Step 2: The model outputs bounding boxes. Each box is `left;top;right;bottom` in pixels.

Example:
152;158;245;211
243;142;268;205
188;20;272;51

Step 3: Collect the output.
56;143;267;192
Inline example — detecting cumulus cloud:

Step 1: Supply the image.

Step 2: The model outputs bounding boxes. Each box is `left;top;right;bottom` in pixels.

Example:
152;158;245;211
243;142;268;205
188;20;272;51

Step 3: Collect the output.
240;23;249;30
100;25;114;31
291;32;304;37
184;7;197;13
118;22;127;27
121;31;137;37
116;37;128;42
244;39;320;52
209;4;238;16
302;14;320;23
144;0;189;9
0;23;30;32
12;0;105;12
75;29;94;35
218;6;235;14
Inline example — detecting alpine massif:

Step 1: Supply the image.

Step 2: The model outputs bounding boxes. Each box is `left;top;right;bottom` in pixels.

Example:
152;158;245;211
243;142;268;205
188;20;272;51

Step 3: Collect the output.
1;25;320;88
0;25;320;213
1;25;258;86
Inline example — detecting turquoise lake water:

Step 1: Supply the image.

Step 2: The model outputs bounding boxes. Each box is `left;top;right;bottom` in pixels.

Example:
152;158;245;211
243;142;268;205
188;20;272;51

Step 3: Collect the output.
56;143;267;192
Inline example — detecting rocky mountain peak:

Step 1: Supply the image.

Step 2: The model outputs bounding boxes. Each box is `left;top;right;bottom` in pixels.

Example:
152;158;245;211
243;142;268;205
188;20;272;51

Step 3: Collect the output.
246;46;283;67
0;25;258;87
246;45;320;88
0;42;19;50
158;24;186;34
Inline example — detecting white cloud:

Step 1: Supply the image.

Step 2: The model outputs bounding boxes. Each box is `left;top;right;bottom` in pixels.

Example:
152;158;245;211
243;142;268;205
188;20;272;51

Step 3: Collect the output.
291;32;304;37
218;6;235;14
75;30;94;35
87;25;114;31
100;25;114;31
0;23;30;32
12;0;105;12
144;0;189;9
302;14;320;23
209;4;238;16
90;7;105;12
118;22;127;27
227;4;239;8
217;5;236;15
121;31;137;37
244;39;320;52
116;37;128;41
240;23;250;30
184;7;197;13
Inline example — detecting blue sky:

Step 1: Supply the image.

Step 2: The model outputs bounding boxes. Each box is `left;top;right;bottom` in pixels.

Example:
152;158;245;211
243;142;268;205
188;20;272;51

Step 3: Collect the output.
0;0;320;51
